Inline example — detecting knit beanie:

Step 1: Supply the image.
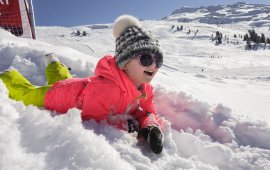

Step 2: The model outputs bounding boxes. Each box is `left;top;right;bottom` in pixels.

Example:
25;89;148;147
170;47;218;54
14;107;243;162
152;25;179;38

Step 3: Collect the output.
113;15;163;68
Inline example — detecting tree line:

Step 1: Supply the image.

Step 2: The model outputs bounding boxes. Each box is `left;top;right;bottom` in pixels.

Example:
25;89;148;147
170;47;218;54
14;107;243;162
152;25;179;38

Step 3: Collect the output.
243;29;270;50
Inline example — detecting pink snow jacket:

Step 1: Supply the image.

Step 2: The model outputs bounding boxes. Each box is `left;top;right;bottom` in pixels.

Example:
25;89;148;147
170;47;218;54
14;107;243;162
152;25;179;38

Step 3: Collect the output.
44;55;160;130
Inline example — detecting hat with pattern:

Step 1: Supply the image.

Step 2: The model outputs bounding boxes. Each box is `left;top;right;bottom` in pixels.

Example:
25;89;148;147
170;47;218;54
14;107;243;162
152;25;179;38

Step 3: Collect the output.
113;15;163;68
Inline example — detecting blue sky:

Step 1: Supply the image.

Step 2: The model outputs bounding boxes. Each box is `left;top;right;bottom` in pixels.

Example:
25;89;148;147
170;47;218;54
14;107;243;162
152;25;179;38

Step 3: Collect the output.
33;0;270;27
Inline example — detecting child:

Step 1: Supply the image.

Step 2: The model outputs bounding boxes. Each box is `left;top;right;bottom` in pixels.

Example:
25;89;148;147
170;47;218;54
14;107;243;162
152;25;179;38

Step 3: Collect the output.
0;15;164;154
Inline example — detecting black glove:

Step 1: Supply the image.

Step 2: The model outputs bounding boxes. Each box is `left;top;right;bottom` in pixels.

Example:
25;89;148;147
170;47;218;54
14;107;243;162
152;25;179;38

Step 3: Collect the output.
127;119;139;133
139;126;163;154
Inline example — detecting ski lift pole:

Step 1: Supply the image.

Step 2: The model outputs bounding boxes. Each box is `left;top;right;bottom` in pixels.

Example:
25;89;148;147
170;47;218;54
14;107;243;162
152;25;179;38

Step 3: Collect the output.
28;0;36;39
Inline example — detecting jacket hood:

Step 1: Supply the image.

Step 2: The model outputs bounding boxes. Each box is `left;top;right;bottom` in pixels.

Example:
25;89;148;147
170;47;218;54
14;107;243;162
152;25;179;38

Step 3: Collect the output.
94;55;138;93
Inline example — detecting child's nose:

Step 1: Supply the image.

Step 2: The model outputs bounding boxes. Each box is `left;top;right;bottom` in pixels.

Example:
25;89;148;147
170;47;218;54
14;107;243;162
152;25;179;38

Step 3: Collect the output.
149;62;157;69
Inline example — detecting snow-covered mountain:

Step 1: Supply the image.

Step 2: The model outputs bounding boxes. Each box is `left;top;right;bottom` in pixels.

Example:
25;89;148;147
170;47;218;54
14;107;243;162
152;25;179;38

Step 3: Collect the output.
1;2;270;170
165;2;270;27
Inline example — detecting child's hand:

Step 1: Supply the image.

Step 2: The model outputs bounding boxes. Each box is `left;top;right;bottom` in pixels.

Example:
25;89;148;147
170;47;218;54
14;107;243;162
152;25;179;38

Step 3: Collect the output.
127;119;139;133
139;126;163;154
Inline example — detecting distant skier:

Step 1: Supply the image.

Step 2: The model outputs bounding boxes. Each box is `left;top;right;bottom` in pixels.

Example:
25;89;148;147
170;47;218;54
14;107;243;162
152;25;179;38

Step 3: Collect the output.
195;30;199;36
0;15;164;154
170;25;175;31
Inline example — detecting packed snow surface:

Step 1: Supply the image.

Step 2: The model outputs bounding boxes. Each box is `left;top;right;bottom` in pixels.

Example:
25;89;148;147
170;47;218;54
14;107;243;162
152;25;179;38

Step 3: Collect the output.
1;3;270;170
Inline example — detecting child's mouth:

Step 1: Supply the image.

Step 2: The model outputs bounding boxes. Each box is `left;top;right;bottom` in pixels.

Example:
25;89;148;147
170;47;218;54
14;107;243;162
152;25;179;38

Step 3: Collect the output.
144;70;154;77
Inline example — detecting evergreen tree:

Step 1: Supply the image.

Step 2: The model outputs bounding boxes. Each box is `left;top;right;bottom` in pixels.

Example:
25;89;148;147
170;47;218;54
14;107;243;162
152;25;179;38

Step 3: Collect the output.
267;38;270;44
76;30;80;36
260;33;266;43
248;29;257;42
246;39;252;49
243;34;248;41
180;25;183;30
216;31;222;44
216;31;220;37
255;35;260;44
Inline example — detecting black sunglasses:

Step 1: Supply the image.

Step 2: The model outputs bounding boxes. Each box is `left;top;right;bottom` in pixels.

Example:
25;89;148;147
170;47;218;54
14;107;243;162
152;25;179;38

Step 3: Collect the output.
136;54;163;68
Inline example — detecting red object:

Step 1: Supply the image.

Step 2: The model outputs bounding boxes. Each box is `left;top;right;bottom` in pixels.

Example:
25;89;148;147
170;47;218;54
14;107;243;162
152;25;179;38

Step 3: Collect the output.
45;55;160;130
0;0;23;35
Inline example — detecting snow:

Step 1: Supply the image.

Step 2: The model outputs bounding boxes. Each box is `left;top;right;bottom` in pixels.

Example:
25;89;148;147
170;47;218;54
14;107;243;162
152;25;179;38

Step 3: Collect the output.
168;2;270;26
1;3;270;170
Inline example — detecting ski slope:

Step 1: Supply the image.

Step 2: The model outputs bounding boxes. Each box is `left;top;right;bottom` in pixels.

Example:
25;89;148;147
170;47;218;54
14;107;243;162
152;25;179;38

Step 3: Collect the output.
1;3;270;170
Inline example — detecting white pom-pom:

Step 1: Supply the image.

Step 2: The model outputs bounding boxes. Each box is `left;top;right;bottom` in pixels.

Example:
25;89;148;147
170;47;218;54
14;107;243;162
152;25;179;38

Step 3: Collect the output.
113;15;141;38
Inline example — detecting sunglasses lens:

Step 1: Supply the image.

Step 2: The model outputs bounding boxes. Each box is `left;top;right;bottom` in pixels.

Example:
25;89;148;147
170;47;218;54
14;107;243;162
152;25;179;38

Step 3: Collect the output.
155;55;163;68
138;54;163;68
140;54;153;67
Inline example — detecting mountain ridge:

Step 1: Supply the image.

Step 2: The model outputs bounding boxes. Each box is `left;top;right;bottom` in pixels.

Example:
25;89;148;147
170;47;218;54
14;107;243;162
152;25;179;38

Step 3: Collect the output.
163;2;270;27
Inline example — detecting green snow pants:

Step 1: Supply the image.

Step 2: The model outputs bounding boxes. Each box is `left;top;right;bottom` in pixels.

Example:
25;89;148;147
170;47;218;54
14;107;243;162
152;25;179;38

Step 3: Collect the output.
0;62;72;106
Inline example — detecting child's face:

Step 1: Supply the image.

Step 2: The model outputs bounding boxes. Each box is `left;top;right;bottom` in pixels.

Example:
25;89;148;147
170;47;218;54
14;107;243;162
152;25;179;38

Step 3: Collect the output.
123;57;159;87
